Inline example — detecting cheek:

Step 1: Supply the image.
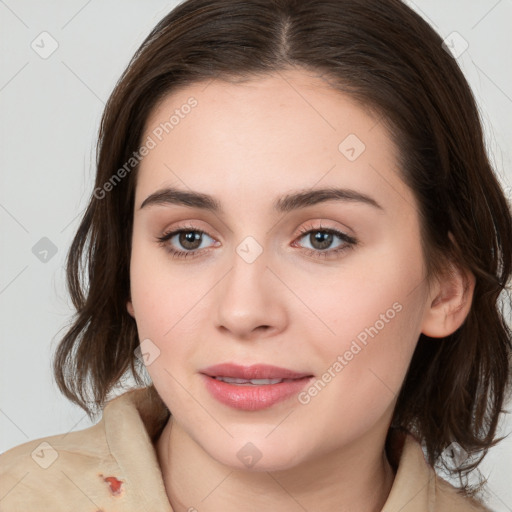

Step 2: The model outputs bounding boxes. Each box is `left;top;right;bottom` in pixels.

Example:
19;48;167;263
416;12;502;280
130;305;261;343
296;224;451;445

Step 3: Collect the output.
128;238;218;396
288;236;425;349
129;235;205;337
292;295;425;452
293;239;426;412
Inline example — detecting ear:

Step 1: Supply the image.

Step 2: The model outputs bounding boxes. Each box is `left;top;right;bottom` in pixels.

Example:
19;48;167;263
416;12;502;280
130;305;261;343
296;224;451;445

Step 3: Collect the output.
420;260;475;338
127;299;135;318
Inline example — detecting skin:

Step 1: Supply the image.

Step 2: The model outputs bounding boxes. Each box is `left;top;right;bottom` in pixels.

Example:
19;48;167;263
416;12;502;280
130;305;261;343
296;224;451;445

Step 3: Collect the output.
126;68;474;512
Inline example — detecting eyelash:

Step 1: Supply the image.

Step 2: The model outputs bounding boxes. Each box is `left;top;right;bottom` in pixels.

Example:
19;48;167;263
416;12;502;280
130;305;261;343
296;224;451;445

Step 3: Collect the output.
155;222;358;261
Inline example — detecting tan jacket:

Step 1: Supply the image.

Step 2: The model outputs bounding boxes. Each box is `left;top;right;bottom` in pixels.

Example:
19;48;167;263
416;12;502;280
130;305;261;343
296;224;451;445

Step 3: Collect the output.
0;387;490;511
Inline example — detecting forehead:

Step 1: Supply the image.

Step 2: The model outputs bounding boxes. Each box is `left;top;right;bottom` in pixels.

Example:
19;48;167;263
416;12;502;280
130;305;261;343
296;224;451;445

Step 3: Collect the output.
135;69;413;216
143;69;383;151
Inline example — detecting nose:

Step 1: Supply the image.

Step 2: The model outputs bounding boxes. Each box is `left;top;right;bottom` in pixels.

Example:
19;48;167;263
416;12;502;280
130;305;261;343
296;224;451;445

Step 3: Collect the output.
213;241;287;341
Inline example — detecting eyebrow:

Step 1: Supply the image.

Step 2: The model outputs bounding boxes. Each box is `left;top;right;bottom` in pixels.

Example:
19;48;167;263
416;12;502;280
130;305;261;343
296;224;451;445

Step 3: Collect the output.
139;186;383;213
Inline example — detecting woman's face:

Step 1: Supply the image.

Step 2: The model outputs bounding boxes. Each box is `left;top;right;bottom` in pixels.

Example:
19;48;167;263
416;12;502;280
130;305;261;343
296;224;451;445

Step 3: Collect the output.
127;69;434;471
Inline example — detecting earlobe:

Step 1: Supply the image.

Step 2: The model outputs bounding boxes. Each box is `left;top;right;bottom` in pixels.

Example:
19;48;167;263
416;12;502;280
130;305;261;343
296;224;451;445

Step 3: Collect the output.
127;300;135;318
420;263;475;338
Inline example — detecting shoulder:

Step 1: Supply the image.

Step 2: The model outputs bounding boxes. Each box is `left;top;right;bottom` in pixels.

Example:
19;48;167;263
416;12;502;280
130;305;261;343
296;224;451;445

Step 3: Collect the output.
385;430;492;512
434;475;491;512
0;387;172;511
0;418;122;511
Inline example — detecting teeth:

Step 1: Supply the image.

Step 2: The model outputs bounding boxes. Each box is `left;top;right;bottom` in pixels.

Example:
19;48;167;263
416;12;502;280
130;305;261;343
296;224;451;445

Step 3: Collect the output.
214;376;284;385
250;378;283;385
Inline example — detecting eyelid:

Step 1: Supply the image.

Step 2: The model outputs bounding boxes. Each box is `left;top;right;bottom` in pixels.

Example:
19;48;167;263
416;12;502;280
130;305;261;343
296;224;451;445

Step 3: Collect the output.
295;219;355;239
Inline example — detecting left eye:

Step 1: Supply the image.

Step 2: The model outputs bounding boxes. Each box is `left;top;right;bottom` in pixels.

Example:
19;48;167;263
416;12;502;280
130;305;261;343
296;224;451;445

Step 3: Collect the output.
295;227;356;253
291;225;358;260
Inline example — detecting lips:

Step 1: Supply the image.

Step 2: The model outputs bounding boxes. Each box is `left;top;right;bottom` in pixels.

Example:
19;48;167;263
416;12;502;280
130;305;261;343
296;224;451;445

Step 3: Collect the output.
200;363;314;411
200;363;312;380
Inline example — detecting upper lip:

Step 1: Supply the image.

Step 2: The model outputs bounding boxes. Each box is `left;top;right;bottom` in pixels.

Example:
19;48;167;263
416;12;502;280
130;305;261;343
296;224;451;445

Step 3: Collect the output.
200;363;313;380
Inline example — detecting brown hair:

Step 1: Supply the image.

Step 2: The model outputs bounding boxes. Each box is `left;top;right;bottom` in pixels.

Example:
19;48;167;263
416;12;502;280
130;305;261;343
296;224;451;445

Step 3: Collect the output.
53;0;512;496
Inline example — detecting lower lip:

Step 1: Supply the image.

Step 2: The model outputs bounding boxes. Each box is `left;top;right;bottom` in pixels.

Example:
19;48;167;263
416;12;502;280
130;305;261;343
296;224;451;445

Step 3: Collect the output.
201;374;313;411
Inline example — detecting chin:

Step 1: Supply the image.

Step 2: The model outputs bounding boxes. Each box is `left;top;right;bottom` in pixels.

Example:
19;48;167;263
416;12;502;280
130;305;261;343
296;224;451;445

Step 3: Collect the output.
201;437;309;473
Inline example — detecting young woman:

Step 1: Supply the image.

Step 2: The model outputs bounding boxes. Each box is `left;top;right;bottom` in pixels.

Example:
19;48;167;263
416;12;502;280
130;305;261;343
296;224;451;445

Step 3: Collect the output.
1;0;511;510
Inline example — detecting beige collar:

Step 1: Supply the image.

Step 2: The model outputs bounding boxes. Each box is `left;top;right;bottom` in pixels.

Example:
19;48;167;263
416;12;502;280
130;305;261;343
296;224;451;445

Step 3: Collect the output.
103;386;485;511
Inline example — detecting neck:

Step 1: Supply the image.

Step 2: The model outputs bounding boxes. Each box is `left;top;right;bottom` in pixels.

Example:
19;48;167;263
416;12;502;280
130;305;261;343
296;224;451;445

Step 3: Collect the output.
156;417;396;512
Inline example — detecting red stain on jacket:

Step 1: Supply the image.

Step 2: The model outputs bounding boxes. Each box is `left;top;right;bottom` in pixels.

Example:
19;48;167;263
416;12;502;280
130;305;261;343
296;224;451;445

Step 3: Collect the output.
101;475;123;496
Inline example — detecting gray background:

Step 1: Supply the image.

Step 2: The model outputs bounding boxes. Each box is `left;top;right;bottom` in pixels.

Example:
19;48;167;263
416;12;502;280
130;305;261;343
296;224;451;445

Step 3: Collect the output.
1;0;511;510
